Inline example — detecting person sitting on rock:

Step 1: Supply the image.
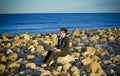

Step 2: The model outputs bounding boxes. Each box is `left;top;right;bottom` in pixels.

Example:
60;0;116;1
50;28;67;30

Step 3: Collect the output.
41;28;70;68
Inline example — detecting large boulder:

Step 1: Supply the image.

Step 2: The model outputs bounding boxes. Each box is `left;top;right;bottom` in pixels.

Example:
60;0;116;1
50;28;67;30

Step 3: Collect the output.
57;54;75;64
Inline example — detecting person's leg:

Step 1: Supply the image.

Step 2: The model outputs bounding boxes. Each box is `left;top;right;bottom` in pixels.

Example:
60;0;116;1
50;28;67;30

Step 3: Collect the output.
45;52;67;66
43;51;52;63
41;51;52;67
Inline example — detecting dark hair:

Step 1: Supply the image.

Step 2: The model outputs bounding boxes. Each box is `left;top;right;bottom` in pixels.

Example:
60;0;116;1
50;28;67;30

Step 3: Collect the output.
60;28;68;33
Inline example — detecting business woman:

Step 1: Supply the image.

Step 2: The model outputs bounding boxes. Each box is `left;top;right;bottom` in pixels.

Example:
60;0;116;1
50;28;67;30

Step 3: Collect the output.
41;28;69;68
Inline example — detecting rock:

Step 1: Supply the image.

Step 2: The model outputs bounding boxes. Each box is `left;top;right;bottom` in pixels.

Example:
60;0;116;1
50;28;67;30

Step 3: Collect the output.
108;36;115;41
83;47;96;56
26;55;35;60
88;62;102;73
20;33;30;41
71;52;80;60
56;66;62;72
0;64;6;74
28;45;35;52
92;55;101;61
2;33;9;41
32;40;39;46
69;41;73;47
12;39;23;46
26;62;36;69
70;66;80;76
0;54;7;62
100;50;109;56
41;70;51;76
6;49;13;54
72;70;80;76
102;60;112;65
52;70;60;76
89;35;99;42
51;34;58;46
57;54;75;64
113;55;120;63
8;53;18;61
14;35;19;40
98;69;106;76
36;45;44;53
75;60;81;68
63;63;71;71
6;43;11;48
8;62;20;69
81;57;93;65
72;29;80;37
90;73;101;76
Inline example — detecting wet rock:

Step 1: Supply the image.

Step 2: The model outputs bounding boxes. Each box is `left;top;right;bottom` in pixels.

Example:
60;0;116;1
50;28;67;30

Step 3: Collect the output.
0;63;6;74
26;62;36;69
57;54;75;64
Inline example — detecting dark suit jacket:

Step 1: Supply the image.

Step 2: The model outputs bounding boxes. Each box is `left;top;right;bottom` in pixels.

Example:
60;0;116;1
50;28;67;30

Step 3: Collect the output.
56;36;69;54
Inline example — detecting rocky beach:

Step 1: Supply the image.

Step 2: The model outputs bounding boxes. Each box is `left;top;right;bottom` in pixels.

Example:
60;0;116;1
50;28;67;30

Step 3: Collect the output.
0;28;120;76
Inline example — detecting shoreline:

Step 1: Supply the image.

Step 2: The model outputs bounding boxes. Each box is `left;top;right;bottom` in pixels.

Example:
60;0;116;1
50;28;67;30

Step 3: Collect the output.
0;27;120;35
0;28;120;75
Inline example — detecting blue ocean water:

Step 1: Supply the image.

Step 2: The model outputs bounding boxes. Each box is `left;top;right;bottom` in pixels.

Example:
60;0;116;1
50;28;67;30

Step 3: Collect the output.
0;13;120;34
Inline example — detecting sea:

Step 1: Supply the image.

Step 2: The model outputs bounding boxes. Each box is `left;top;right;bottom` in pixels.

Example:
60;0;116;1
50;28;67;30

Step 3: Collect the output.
0;13;120;34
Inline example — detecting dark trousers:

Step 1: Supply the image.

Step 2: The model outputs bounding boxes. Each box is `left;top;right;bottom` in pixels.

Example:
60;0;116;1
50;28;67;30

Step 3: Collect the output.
43;51;67;66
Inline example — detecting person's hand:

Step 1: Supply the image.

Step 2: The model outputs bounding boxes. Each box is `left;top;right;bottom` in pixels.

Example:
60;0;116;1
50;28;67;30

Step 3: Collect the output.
53;48;57;51
54;49;61;52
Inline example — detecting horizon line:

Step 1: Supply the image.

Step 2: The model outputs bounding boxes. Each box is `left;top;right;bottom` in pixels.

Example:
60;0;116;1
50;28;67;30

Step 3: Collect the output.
0;12;120;14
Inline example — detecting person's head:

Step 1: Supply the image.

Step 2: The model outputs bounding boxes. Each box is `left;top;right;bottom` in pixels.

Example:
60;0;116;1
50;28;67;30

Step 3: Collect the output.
59;28;67;38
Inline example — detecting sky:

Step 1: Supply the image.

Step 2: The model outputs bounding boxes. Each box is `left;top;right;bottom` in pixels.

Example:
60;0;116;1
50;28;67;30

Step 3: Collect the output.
0;0;120;13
